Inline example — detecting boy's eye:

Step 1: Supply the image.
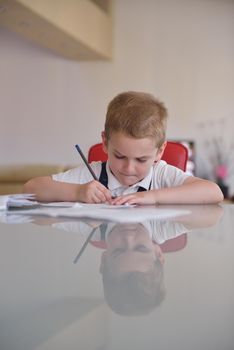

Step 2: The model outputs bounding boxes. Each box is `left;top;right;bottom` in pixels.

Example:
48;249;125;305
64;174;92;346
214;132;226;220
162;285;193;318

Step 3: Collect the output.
136;158;147;163
114;154;148;162
114;154;125;159
111;248;125;257
135;245;151;253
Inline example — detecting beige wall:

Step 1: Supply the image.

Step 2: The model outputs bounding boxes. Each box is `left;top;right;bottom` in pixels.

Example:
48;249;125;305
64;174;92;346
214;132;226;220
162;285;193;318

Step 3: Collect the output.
0;0;234;191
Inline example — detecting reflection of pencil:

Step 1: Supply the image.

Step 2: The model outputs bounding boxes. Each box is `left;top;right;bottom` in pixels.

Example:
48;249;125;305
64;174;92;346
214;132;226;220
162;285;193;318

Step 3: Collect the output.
75;144;98;180
73;228;96;264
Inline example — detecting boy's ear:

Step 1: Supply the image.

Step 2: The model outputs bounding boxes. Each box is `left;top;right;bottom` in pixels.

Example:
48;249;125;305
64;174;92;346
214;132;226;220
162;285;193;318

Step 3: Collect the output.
154;244;165;265
99;251;107;274
101;131;108;154
155;141;167;161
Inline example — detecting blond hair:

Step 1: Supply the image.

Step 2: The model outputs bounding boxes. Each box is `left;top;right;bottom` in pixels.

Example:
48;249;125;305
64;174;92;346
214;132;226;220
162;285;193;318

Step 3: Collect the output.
105;91;168;147
102;260;165;316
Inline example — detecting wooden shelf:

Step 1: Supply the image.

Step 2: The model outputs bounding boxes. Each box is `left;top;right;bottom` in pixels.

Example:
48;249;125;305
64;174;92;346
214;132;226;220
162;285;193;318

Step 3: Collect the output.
0;0;112;60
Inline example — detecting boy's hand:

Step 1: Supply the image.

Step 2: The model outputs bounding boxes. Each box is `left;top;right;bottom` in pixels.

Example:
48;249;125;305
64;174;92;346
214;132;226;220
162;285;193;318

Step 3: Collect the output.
78;180;112;203
110;191;156;206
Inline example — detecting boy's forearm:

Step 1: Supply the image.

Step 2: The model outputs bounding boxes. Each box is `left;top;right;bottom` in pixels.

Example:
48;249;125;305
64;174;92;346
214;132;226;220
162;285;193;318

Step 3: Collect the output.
23;176;80;202
154;179;224;204
174;204;224;229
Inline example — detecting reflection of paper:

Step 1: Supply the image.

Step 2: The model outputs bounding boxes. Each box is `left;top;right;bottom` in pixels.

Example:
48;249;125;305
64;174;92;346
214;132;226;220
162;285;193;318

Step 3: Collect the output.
0;212;33;224
8;206;190;223
73;203;136;209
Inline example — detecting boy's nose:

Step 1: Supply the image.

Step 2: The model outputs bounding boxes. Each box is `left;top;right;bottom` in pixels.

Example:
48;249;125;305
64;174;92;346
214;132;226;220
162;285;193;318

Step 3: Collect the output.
123;234;135;249
123;160;135;173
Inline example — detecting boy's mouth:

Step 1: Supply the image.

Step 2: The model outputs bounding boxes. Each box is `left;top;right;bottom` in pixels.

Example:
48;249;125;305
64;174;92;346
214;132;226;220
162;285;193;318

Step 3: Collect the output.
119;174;139;186
119;172;136;177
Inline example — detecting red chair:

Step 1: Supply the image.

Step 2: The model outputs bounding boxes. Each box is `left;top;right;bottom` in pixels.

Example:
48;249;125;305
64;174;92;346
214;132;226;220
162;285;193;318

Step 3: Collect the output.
158;234;187;253
88;143;108;163
88;141;188;171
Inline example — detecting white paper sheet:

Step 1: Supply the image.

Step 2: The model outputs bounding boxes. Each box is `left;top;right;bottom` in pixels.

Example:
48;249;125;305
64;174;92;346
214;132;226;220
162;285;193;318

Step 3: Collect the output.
0;194;136;211
0;194;37;210
8;205;190;223
0;194;82;211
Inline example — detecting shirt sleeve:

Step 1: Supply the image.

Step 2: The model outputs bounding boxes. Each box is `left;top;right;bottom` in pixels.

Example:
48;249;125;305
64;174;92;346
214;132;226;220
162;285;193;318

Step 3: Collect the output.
149;220;188;244
52;221;92;235
152;160;191;188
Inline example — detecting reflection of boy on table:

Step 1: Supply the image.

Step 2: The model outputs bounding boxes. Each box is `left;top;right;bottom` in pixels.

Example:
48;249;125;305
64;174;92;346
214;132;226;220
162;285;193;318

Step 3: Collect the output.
1;205;222;316
52;205;223;316
99;222;166;316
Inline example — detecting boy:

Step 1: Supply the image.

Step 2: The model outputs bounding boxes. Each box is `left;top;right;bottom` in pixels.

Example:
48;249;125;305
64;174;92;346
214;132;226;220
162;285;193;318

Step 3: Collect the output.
23;91;223;204
32;205;222;315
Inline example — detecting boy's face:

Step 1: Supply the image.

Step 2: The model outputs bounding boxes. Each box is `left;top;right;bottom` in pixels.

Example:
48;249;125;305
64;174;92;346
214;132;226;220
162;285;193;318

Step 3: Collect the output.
102;132;165;186
100;223;163;276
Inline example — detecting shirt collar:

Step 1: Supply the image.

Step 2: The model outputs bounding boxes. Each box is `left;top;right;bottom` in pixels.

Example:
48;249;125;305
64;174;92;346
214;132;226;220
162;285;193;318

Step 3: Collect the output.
106;161;153;192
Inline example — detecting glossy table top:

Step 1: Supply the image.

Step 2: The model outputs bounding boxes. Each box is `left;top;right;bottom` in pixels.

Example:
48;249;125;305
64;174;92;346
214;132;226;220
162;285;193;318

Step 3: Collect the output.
0;204;233;350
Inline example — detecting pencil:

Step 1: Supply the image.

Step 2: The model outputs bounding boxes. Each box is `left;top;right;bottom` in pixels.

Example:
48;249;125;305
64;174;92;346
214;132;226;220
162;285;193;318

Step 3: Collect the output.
75;144;98;181
75;144;117;198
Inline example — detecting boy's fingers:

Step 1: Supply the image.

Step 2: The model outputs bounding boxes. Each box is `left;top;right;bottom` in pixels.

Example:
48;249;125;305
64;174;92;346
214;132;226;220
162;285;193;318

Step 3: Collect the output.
99;186;112;202
95;187;112;203
111;196;131;205
112;193;144;205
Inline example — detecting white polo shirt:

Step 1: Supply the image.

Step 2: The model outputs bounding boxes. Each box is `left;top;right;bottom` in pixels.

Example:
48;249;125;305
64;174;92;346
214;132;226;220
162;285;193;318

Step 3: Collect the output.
52;160;190;196
52;220;187;245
